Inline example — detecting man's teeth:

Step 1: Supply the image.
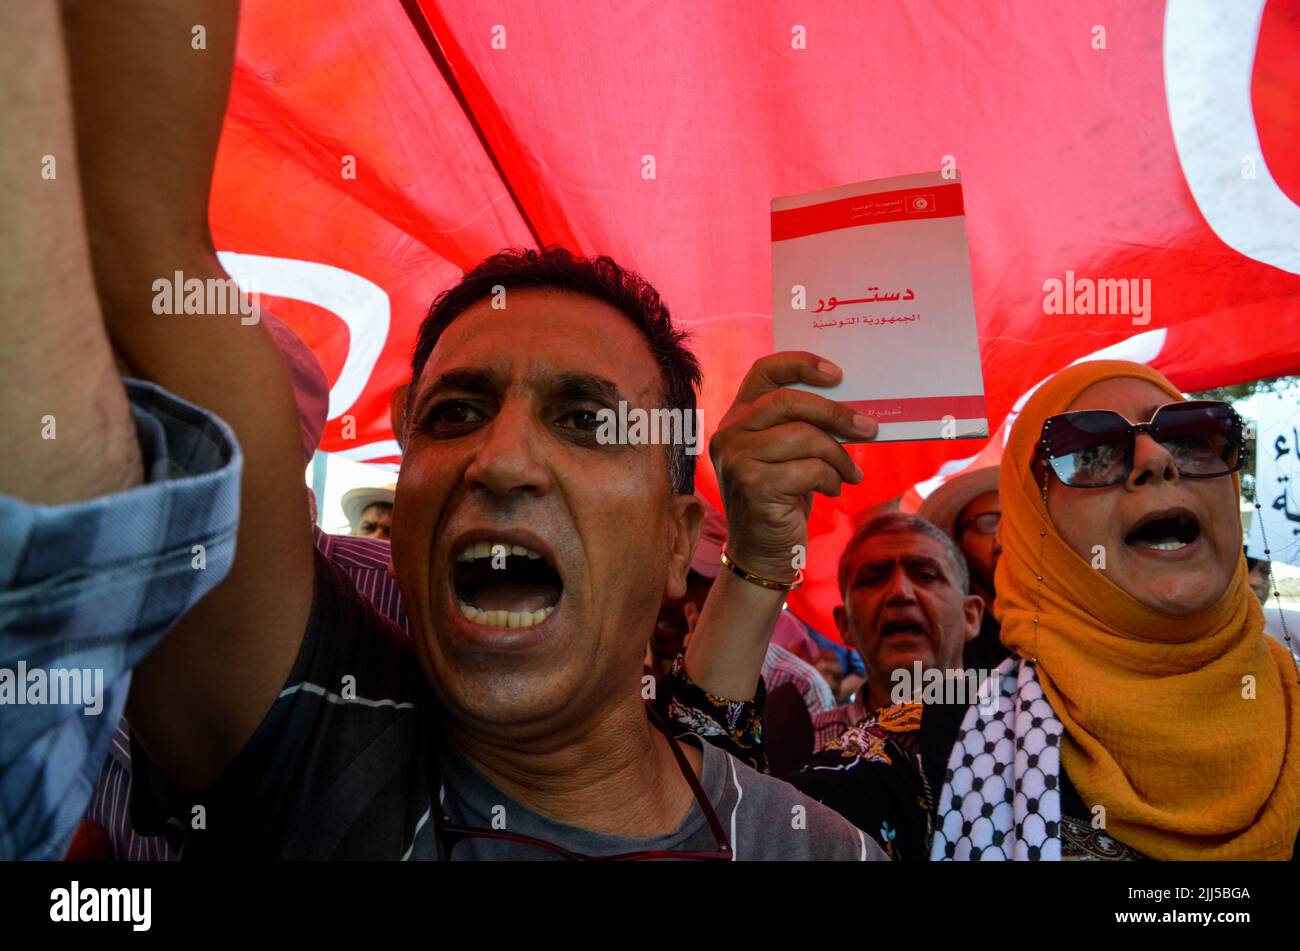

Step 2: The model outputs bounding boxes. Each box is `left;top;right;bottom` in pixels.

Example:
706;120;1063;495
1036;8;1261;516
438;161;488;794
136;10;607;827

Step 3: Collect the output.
458;602;555;627
455;541;544;562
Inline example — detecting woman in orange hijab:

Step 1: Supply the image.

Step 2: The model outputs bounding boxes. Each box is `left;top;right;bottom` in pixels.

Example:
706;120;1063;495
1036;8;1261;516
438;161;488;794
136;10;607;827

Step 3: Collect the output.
932;360;1300;859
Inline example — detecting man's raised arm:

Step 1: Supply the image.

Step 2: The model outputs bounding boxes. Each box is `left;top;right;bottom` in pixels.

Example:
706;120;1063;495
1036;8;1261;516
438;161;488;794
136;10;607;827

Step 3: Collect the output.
0;1;242;858
685;353;876;698
0;1;140;503
61;0;316;792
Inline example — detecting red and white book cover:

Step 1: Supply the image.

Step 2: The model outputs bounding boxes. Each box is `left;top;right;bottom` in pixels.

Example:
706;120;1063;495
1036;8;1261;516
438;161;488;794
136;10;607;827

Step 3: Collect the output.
772;170;988;442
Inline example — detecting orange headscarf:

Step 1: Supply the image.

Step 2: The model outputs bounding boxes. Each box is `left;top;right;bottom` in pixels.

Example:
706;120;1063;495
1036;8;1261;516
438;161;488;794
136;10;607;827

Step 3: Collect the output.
994;360;1300;859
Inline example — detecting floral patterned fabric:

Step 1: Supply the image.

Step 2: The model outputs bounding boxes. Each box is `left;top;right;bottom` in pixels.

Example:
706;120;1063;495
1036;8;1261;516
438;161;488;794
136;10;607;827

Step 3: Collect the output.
790;703;932;860
661;653;1159;861
659;655;767;773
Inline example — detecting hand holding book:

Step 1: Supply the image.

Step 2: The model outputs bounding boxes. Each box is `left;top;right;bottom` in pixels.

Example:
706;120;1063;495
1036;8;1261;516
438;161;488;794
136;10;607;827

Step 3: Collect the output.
685;351;876;701
709;351;876;584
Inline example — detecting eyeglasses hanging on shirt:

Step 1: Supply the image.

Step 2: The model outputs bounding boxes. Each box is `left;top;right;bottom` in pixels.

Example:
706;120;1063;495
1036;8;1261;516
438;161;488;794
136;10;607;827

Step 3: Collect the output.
430;703;733;861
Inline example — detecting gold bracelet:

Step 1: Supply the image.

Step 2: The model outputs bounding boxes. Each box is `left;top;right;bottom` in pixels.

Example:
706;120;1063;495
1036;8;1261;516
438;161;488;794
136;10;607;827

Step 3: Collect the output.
719;545;803;591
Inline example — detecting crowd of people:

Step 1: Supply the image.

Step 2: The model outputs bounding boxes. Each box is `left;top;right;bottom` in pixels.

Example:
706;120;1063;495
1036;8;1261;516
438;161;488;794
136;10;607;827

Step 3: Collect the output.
4;0;1299;863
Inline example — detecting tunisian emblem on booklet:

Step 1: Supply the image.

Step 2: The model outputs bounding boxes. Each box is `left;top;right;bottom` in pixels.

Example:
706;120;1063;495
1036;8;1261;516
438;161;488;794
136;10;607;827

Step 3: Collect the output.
772;170;989;443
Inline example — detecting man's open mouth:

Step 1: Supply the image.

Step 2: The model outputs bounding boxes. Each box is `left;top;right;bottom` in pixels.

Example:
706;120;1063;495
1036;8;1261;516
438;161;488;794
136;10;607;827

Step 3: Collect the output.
452;540;563;628
880;618;928;639
1124;508;1201;552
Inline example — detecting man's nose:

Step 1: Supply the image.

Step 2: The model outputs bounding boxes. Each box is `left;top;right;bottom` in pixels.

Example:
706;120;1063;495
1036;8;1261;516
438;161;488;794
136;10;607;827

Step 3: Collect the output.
462;401;551;497
1127;433;1179;489
883;565;916;603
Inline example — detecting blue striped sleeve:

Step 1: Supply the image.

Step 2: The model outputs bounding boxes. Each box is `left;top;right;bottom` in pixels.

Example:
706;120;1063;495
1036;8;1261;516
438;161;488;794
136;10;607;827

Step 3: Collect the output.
0;379;242;860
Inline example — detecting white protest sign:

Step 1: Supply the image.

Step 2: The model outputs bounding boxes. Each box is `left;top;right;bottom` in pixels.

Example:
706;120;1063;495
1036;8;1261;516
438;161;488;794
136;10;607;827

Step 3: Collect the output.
1246;393;1300;568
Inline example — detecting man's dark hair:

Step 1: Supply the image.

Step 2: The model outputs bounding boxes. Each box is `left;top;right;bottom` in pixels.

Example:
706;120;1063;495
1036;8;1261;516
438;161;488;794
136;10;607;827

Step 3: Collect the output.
837;512;971;596
407;247;702;494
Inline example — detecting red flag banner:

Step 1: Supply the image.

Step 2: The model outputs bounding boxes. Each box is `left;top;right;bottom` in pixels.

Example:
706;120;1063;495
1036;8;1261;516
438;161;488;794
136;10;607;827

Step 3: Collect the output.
211;0;1300;638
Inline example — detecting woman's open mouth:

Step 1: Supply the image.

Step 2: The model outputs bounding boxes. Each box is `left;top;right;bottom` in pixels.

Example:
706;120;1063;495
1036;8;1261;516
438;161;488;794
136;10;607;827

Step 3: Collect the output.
1124;508;1201;553
452;540;564;628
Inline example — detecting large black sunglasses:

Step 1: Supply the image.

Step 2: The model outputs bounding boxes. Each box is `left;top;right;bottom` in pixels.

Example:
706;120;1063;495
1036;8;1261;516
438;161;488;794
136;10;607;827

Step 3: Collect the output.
1035;400;1244;489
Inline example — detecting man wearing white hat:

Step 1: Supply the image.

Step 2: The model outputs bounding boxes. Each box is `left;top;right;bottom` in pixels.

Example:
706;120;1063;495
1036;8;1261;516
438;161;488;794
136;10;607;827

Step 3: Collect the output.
342;486;396;540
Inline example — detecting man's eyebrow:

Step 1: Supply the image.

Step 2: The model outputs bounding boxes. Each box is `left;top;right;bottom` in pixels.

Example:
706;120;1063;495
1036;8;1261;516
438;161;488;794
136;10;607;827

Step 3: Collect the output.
409;367;630;426
852;558;896;579
901;554;947;575
410;368;500;422
545;371;625;406
852;553;948;580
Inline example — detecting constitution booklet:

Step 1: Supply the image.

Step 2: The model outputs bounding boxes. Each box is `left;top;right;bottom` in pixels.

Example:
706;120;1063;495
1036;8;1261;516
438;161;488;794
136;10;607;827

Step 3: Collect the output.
772;170;988;442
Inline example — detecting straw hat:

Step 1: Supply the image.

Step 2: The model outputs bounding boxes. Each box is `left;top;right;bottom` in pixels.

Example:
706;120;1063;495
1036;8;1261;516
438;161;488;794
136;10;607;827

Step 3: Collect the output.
916;465;1000;539
342;485;396;533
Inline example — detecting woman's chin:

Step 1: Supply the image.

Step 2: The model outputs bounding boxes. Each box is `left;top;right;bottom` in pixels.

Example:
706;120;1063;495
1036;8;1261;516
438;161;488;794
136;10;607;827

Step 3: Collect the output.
1123;577;1228;618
